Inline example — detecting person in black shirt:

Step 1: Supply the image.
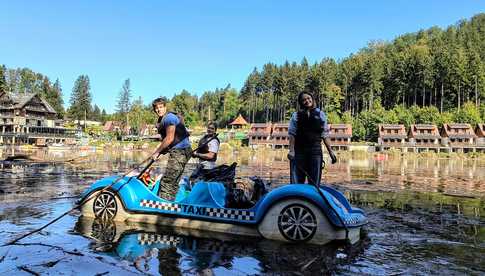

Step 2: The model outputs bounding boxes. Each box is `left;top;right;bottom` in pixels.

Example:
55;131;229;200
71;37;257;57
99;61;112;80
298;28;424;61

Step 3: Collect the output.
190;121;220;182
287;92;337;185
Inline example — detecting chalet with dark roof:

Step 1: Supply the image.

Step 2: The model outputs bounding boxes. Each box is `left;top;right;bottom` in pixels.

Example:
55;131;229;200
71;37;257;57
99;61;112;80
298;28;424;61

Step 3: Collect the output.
328;124;352;150
270;123;290;147
408;124;440;147
441;123;476;147
248;123;272;146
0;92;75;145
378;124;407;147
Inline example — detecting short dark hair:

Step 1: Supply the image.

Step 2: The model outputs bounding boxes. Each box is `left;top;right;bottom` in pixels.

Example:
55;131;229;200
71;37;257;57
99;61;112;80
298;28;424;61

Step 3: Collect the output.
152;97;168;111
297;92;316;109
207;121;217;130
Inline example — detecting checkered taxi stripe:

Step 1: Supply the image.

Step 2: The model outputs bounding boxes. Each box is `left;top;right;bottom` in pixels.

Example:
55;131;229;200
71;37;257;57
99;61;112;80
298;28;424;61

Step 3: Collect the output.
139;199;255;221
205;207;254;221
344;214;367;226
140;199;182;212
138;233;181;246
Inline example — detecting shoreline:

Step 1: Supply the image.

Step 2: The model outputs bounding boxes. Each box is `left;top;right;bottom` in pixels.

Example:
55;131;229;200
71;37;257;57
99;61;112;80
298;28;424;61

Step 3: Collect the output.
1;142;485;160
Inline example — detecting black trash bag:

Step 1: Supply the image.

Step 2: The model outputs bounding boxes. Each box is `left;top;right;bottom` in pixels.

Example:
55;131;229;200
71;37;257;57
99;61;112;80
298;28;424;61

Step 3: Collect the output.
248;176;270;203
190;162;237;187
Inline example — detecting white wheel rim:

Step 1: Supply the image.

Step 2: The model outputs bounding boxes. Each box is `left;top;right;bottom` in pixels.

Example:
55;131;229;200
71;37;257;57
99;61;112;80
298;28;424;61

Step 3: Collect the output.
278;204;317;242
93;192;117;220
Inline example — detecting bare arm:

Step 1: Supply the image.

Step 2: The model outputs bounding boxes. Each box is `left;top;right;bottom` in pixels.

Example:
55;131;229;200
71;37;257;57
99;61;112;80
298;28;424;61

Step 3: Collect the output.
153;125;175;157
194;151;216;160
322;137;337;164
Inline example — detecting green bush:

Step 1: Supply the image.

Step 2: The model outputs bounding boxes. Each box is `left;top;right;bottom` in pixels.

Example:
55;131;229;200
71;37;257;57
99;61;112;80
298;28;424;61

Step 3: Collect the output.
392;105;415;127
327;111;341;124
452;102;482;125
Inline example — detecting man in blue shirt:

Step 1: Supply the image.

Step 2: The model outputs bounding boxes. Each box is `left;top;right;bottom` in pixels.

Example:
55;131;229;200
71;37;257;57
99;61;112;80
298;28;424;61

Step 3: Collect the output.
151;97;192;201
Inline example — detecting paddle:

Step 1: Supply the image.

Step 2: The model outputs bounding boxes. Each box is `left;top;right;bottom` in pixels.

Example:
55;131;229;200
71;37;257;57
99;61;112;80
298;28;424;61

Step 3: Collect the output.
2;153;90;163
288;155;350;240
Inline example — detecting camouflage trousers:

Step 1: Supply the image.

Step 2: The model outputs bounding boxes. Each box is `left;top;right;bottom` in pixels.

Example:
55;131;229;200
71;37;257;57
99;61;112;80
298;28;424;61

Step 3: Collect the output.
158;147;192;201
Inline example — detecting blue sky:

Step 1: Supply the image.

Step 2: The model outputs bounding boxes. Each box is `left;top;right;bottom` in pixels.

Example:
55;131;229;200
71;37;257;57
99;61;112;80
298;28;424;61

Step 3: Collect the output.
1;1;483;113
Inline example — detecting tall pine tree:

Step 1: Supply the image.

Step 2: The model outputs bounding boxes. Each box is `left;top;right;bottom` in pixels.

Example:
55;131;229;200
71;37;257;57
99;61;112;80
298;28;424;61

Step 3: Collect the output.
116;79;132;114
51;79;65;118
69;75;92;121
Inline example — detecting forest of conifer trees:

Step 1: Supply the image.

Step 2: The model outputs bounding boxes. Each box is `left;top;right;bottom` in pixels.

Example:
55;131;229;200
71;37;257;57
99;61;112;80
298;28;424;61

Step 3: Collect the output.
1;13;484;141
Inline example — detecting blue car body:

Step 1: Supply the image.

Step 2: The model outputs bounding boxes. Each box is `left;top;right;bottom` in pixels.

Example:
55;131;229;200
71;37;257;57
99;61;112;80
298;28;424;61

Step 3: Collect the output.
79;175;367;229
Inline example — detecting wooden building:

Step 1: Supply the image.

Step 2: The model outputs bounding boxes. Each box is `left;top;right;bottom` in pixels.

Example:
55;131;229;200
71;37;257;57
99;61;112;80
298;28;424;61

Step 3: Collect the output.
228;114;249;129
270;123;290;148
378;124;407;149
103;121;123;132
476;124;485;147
441;123;476;152
248;123;272;146
328;124;352;150
408;124;440;151
0;92;76;145
139;123;158;136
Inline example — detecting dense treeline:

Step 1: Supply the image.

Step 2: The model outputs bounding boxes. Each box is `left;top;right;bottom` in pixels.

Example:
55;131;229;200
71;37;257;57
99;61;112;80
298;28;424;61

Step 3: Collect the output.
0;65;65;118
1;14;484;141
0;67;107;122
237;13;485;122
169;13;485;141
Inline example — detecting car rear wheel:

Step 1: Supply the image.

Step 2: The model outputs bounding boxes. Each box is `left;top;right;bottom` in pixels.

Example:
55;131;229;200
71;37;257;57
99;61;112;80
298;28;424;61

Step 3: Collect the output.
258;199;336;245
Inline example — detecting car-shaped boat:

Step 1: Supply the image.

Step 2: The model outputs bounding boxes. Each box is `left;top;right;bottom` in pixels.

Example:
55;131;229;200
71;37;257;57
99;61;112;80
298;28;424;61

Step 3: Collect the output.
79;173;367;245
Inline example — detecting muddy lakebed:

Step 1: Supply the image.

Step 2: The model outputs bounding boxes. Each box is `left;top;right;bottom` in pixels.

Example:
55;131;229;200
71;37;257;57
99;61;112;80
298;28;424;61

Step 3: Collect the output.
0;148;484;275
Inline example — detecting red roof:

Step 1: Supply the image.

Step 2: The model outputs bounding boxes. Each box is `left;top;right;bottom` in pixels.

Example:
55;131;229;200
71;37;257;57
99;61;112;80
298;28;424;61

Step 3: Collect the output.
103;121;122;132
229;114;249;125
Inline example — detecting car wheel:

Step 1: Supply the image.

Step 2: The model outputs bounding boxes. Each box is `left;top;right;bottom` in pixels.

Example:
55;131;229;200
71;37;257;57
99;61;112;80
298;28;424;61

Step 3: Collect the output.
93;191;118;220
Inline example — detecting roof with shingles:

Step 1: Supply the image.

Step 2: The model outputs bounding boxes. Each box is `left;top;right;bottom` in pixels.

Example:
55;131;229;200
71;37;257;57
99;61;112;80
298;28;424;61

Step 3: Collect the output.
476;124;485;138
380;124;405;129
0;92;57;114
330;124;350;129
103;121;123;131
229;114;249;125
379;124;406;138
442;123;476;138
409;124;440;139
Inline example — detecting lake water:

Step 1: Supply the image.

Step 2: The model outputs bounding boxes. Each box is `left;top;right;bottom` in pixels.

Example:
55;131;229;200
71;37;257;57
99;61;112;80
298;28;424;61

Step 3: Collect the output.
0;148;483;275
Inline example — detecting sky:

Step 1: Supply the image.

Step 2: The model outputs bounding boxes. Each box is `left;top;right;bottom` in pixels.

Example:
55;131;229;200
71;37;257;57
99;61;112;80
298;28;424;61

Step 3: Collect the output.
1;1;484;113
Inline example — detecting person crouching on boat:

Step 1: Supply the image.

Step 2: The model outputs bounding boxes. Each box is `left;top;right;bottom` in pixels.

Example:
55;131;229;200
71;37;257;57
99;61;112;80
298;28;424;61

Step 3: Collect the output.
190;121;220;182
151;97;192;201
287;92;337;186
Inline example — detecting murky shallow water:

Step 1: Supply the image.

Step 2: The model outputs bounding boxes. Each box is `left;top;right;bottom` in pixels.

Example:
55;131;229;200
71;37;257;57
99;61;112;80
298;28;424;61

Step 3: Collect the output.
0;148;483;275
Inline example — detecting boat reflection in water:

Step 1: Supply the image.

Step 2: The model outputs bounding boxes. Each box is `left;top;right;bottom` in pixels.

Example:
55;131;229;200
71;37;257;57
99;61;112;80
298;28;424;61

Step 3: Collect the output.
74;216;369;275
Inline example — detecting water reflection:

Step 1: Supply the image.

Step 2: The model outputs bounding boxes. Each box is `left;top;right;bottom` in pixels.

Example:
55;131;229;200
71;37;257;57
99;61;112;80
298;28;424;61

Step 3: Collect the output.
4;148;484;197
1;148;484;274
325;154;485;197
74;217;368;275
